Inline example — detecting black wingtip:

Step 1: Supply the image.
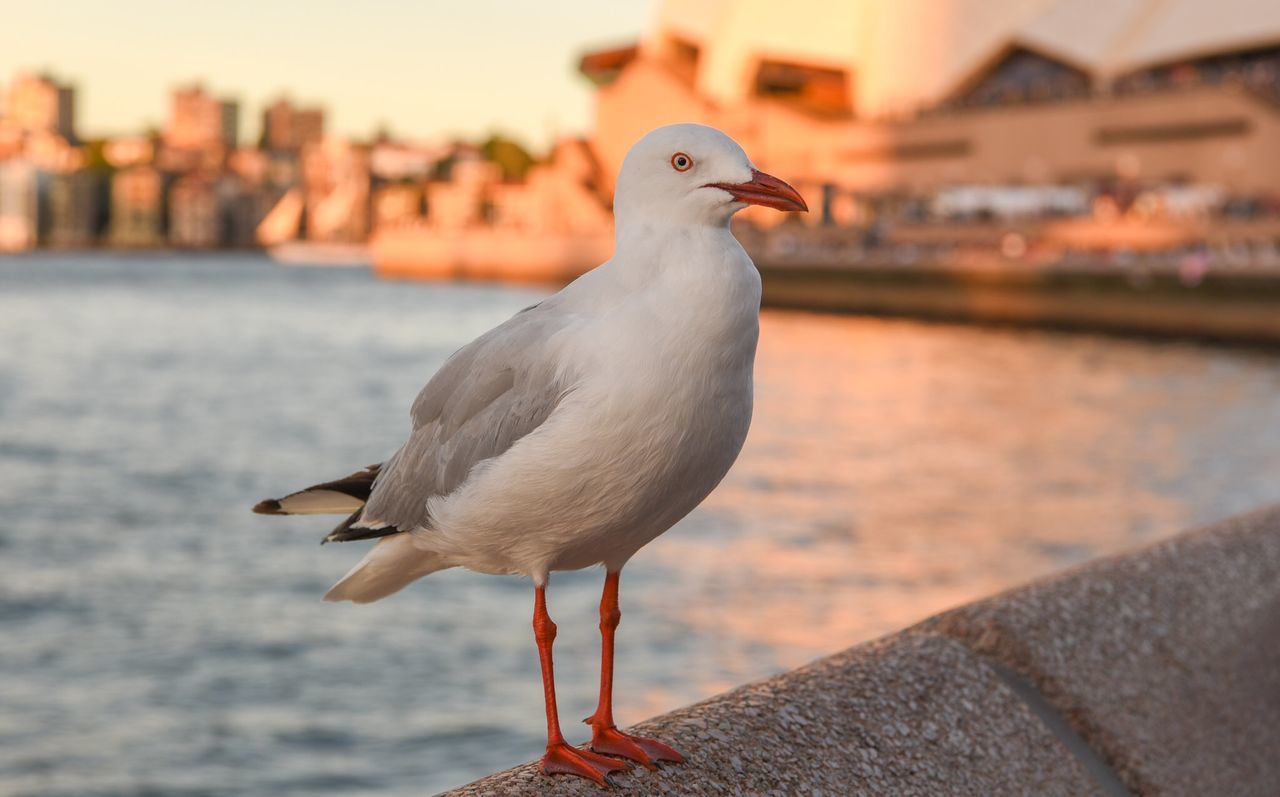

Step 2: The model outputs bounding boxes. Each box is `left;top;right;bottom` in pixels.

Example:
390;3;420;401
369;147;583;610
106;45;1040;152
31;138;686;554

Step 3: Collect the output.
253;499;284;515
322;526;403;544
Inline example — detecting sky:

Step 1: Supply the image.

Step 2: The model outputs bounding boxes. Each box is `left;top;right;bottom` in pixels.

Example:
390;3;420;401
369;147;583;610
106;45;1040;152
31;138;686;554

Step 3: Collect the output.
2;0;654;151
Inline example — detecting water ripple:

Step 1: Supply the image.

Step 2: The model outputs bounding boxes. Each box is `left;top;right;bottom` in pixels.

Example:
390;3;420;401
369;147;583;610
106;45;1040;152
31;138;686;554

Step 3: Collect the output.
1;252;1278;795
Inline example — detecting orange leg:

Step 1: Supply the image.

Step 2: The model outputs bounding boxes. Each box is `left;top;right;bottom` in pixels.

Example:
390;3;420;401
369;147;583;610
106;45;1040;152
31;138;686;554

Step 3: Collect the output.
585;570;685;769
533;583;628;785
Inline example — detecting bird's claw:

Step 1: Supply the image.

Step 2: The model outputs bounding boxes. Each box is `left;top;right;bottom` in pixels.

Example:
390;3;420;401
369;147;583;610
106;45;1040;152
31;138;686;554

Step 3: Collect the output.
589;725;685;770
541;742;629;786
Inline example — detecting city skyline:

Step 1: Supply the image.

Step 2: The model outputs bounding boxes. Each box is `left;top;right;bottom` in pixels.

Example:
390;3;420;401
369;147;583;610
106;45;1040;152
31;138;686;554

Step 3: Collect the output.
3;0;652;151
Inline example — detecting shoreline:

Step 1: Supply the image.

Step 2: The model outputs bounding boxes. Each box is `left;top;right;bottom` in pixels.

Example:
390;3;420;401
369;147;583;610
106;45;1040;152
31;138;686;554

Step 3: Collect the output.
755;259;1280;347
9;246;1280;346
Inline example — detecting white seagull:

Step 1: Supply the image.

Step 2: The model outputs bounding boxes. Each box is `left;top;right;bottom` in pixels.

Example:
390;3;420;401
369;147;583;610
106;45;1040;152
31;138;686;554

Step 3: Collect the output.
254;123;806;785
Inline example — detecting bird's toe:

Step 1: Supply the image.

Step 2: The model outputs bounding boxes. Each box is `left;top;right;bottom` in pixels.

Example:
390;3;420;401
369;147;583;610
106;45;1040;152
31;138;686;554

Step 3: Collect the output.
590;726;685;770
541;742;629;786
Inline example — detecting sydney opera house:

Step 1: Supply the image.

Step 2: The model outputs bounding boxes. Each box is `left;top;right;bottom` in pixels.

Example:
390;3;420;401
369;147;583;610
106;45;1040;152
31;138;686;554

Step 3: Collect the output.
587;0;1280;205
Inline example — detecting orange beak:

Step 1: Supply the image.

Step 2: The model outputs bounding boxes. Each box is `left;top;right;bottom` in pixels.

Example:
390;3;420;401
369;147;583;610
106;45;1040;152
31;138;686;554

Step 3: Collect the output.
707;168;808;213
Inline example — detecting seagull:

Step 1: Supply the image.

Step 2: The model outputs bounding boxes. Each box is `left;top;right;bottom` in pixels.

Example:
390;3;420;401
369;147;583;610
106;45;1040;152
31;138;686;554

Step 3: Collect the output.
253;123;806;785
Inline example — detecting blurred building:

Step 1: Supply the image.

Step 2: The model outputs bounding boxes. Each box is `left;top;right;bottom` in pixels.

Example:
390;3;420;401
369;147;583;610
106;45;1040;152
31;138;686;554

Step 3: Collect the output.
165;84;238;154
423;156;500;231
369;137;618;280
46;170;105;247
372;183;424;228
221;175;274;247
1;71;81;175
227;147;268;185
169;173;220;247
0;159;43;251
5;71;75;140
109;166;164;248
0;119;22;161
262;98;324;153
370;140;445;182
368;138;609;234
102;136;155;169
489;138;612;233
584;0;1280;209
14;129;81;173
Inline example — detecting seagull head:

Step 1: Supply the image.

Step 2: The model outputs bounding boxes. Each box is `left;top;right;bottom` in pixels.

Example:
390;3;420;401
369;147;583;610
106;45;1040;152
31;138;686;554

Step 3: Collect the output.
613;123;807;229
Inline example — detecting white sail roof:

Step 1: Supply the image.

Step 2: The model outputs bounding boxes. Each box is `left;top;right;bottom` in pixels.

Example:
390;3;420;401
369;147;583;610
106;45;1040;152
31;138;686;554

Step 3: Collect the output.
1116;0;1280;72
647;0;1280;117
1015;0;1153;73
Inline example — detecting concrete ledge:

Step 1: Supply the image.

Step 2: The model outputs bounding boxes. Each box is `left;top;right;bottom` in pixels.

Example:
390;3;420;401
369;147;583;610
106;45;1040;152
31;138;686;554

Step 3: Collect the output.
922;504;1280;796
449;633;1104;796
445;506;1280;795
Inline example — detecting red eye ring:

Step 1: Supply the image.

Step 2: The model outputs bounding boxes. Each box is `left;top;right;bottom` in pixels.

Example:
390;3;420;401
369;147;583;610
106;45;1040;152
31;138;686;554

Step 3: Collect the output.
671;152;694;172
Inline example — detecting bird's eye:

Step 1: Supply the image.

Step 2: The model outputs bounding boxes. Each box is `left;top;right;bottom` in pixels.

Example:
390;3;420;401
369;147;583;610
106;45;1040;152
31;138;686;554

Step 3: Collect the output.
671;152;693;172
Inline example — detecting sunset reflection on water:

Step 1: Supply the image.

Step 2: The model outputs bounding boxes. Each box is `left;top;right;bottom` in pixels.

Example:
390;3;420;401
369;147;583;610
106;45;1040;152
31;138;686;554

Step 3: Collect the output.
634;311;1280;710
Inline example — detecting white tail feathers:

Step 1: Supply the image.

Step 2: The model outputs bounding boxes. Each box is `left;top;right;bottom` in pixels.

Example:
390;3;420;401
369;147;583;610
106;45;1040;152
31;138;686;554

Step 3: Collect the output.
323;535;449;603
274;489;365;515
253;464;381;517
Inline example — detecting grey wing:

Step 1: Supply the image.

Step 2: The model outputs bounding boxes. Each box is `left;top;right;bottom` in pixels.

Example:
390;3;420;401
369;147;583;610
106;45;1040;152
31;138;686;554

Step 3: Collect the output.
341;304;573;538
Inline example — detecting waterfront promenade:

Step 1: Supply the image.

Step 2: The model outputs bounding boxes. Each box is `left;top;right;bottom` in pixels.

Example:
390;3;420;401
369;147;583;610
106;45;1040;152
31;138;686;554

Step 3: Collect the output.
449;505;1280;795
756;256;1280;346
371;221;1280;346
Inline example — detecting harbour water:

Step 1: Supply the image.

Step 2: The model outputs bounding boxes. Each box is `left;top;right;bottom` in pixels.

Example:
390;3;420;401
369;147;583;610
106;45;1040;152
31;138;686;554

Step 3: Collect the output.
3;252;1279;796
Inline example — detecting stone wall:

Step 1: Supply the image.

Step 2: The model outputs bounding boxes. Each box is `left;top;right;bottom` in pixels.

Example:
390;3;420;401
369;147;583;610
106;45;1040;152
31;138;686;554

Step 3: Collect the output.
447;505;1280;795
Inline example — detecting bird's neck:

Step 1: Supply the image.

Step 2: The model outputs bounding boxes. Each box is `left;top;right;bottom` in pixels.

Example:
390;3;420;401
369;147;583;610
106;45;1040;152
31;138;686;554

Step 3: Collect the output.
605;220;760;327
613;219;737;271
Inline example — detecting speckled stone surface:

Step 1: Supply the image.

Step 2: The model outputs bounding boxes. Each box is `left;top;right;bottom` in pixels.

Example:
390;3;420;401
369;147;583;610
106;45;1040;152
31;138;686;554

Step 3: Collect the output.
446;506;1280;796
444;633;1102;796
923;504;1280;797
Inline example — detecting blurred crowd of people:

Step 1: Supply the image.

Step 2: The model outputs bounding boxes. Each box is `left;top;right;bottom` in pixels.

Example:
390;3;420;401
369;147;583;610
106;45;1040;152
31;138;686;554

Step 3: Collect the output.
1114;45;1280;104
